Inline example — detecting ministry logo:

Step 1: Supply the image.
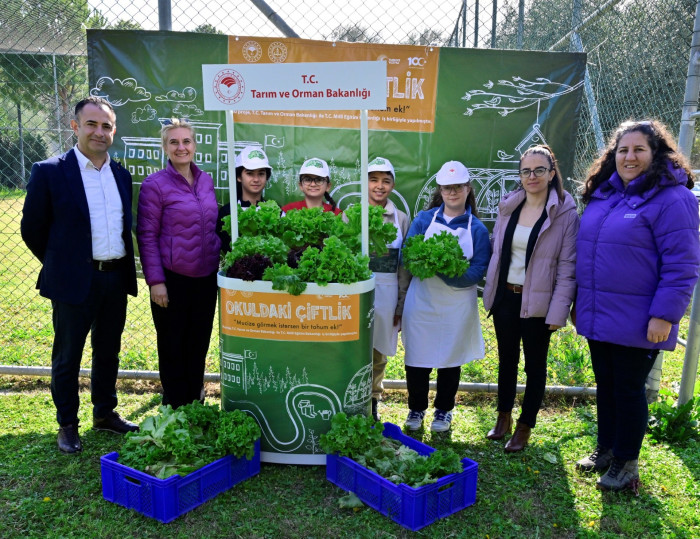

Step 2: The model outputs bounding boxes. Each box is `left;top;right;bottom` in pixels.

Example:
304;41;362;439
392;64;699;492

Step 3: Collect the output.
213;69;245;105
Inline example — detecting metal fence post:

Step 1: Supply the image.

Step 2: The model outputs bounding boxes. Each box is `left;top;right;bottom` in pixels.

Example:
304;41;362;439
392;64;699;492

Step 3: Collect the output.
158;0;172;31
517;0;524;49
567;0;605;153
250;0;300;38
17;103;25;184
678;0;700;406
462;0;468;47
474;0;479;47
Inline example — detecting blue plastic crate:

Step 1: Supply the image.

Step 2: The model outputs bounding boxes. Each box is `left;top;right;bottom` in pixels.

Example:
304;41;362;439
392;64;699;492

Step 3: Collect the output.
326;423;478;531
100;439;260;523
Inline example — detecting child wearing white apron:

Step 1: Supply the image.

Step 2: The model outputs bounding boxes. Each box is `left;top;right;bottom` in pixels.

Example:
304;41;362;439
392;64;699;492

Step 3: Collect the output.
366;157;411;421
401;161;491;432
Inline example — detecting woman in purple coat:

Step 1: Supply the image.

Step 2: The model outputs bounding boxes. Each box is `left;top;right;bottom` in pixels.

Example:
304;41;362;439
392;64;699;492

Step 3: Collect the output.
137;119;221;408
575;120;700;491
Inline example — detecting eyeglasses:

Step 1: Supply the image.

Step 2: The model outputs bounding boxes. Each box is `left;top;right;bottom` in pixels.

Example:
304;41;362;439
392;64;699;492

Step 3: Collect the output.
518;167;551;179
439;184;468;194
300;176;328;185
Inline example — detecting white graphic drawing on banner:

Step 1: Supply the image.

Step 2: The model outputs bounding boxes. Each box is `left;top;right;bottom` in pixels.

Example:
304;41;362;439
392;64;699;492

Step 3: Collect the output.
90;76;151;105
411;75;584;222
155;87;198;102
222;351;370;453
462;76;584;117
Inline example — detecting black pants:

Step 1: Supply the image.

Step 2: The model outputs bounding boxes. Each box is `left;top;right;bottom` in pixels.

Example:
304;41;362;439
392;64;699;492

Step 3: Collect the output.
51;268;128;426
492;288;553;428
405;365;461;412
151;269;217;409
589;339;658;460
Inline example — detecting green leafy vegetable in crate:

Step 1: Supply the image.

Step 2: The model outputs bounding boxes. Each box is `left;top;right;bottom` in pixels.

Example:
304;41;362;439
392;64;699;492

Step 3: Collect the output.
402;231;469;280
320;413;462;488
119;402;261;479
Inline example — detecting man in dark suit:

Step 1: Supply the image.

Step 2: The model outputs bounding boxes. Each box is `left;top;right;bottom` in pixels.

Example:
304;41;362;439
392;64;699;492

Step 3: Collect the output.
21;96;139;453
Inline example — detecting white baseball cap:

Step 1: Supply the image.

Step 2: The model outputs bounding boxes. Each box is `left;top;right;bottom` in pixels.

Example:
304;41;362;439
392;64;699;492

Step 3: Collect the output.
368;156;395;180
299;157;330;178
236;146;271;170
436;161;470;185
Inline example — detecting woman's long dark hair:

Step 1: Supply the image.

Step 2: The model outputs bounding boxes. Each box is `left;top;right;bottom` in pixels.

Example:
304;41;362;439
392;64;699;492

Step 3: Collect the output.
427;184;478;217
519;144;565;202
581;119;694;204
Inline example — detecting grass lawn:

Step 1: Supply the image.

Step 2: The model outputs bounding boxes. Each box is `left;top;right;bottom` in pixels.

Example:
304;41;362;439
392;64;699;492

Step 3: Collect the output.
3;189;700;537
1;381;699;538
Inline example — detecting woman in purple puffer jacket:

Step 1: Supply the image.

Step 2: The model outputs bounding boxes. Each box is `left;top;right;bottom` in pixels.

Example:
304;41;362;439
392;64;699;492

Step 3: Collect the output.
137;119;221;408
575;120;700;492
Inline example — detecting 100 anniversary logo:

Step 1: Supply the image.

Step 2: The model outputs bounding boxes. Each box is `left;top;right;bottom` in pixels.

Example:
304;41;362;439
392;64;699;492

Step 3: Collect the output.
213;68;245;105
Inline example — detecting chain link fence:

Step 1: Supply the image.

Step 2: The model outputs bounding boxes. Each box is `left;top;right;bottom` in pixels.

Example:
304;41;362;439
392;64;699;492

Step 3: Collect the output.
1;0;697;381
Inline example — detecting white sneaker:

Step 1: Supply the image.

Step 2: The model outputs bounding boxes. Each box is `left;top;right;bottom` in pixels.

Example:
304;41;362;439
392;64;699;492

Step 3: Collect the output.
404;410;426;431
430;409;453;432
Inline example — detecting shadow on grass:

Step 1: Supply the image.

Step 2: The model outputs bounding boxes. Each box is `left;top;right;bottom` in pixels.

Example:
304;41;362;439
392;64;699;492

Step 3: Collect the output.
453;435;580;535
0;428;136;537
598;480;666;535
126;392;162;420
653;440;700;537
395;401;582;537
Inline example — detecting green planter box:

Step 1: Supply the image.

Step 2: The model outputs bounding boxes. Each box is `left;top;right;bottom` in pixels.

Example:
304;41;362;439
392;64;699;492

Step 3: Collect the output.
218;274;375;464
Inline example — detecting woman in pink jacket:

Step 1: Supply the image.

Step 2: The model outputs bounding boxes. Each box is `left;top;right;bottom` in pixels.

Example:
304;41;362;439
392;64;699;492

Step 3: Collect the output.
137;119;221;408
482;145;578;452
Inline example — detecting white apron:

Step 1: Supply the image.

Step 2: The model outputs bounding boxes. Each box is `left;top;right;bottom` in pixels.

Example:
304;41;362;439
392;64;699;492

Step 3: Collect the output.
402;211;484;368
373;210;403;356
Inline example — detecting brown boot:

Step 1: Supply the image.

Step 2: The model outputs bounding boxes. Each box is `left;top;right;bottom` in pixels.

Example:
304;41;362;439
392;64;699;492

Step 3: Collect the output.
486;412;513;440
504;422;531;453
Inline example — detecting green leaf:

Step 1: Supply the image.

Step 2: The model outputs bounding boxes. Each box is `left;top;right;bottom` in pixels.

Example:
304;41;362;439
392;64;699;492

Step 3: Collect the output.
402;232;469;280
119;402;261;478
338;492;365;509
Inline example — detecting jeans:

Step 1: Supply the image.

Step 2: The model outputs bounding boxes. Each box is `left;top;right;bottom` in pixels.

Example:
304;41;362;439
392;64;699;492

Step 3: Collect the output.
405;365;461;412
492;288;553;428
588;339;659;460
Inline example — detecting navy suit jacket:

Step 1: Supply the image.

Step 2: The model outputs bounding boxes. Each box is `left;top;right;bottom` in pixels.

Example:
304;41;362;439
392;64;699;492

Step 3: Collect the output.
21;148;138;305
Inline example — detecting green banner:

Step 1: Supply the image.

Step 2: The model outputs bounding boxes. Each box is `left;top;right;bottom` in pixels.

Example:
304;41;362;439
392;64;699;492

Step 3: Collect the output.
86;30;586;228
218;276;374;464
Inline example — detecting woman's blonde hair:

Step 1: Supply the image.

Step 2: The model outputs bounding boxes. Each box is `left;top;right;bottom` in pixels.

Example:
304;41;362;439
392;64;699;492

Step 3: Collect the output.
160;118;196;150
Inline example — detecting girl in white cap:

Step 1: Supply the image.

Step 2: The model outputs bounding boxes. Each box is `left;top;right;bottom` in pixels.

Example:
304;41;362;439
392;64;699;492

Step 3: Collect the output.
401;161;491;432
217;145;272;251
281;157;341;215
366;157;411;422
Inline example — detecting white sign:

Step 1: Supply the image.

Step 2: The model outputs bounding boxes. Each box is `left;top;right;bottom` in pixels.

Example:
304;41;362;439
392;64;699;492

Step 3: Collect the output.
202;61;387;111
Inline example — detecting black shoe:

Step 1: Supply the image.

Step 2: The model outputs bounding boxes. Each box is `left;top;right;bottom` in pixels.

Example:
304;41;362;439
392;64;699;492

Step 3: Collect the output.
93;411;139;434
371;398;380;422
57;424;82;453
576;446;613;472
